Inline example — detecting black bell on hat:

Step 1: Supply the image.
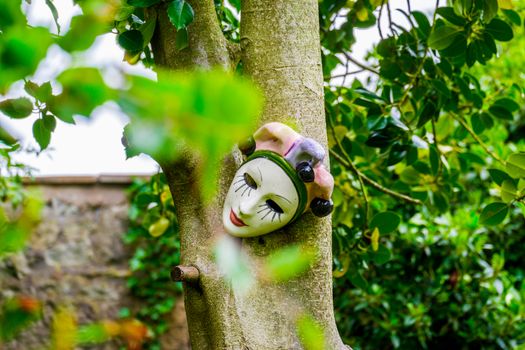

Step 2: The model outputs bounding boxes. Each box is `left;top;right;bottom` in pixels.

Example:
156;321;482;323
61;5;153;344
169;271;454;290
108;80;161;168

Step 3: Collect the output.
310;198;333;217
296;161;315;182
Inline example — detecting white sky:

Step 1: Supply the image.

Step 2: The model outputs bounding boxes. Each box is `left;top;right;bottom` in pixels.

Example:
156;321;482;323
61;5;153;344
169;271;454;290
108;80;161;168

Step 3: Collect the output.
1;0;434;176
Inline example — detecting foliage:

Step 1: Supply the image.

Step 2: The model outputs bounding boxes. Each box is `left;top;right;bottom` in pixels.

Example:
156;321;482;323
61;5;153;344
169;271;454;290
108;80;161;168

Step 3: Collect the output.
123;174;182;350
0;296;42;343
1;0;261;202
317;0;525;348
0;145;41;259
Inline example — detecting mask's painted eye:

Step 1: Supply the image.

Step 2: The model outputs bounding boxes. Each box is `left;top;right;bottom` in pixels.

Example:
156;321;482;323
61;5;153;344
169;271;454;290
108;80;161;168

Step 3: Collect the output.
244;173;257;189
266;199;283;214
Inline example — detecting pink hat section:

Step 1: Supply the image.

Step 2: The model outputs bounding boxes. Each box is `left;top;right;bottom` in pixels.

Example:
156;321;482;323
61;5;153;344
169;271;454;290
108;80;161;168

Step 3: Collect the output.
253;122;301;156
251;122;334;210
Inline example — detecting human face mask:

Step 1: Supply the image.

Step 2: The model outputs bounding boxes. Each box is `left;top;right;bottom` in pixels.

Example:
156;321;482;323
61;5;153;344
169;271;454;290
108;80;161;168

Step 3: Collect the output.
222;156;302;237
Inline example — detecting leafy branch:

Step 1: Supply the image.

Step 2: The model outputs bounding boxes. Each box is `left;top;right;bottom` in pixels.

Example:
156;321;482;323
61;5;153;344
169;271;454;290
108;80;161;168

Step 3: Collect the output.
329;119;370;226
452;113;506;166
329;149;422;206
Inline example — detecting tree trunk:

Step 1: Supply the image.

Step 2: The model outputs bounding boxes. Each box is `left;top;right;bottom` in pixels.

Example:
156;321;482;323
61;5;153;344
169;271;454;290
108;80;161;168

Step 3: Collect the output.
150;1;347;348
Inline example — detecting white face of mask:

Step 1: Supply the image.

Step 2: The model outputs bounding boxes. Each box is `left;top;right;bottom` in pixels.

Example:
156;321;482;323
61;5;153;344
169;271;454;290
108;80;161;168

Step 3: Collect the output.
222;157;300;237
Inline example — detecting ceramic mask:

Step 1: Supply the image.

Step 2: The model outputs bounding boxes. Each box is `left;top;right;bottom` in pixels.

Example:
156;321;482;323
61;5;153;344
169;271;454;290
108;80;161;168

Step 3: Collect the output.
222;156;302;237
222;122;335;238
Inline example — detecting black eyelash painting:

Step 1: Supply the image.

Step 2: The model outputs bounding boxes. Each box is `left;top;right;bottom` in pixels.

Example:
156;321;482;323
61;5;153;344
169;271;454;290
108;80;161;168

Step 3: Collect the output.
257;200;284;222
234;174;256;197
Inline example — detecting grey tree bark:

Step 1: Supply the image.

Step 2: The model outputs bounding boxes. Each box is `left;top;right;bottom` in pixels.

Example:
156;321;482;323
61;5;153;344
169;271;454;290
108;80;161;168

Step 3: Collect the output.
149;1;348;348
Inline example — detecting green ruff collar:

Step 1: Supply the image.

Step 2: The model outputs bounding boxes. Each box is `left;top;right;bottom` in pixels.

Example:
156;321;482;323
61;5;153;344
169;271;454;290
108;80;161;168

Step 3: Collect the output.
244;150;308;224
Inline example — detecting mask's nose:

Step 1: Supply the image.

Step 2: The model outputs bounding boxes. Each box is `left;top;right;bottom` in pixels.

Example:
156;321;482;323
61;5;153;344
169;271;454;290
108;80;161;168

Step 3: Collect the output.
239;195;260;217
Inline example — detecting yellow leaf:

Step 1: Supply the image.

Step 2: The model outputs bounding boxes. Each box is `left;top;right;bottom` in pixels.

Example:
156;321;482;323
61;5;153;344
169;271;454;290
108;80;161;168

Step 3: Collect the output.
370;0;383;7
371;227;380;251
124;51;141;65
498;0;513;9
356;6;369;22
160;188;172;204
333;255;350;278
148;216;170;237
102;320;121;337
52;307;77;350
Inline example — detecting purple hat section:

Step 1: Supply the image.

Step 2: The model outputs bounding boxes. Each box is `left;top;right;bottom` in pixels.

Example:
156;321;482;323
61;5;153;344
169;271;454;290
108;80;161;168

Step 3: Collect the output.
251;122;334;207
284;137;326;170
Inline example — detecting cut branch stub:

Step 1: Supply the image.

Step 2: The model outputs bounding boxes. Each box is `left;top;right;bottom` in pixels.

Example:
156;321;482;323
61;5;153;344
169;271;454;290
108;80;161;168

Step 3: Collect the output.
171;265;200;283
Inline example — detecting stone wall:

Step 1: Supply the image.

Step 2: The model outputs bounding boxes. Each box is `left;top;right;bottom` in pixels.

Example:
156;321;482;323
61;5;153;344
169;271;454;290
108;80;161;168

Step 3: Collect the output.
0;176;189;350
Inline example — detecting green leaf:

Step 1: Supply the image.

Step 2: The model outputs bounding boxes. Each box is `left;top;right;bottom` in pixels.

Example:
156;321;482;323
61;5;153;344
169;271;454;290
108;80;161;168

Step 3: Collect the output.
412;11;431;37
24;81;52;102
45;0;61;33
489;105;513;120
265;245;316;282
488;168;513;186
417;101;437;128
479;202;508;225
454;0;473;17
348;270;368;290
32;119;51;150
114;5;135;21
58;15;107;53
493;97;520;112
229;0;241;11
433;192;449;213
175;28;189;50
42;114;56;132
76;324;110;345
485;18;513;41
127;0;162;7
0;0;26;30
296;314;325;350
370;212;401;234
0;27;53;92
377;37;396;57
436;7;467;26
440;33;468;57
431;79;451;98
49;68;112;122
501;180;517;203
429;145;439;176
119;69;262;201
117;30;144;52
483;32;498;54
506;153;525;178
371;244;391;265
502;9;521;26
483;0;499;22
471;113;485;134
0;297;42;341
167;0;195;30
0;125;17;145
400;167;421;185
0;98;33;119
140;18;157;48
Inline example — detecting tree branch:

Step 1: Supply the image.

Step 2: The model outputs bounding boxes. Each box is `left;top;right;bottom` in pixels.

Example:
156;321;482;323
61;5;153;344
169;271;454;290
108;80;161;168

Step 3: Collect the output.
377;0;385;40
328;119;369;226
329;149;423;205
343;52;379;76
149;0;232;69
452;114;506;166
